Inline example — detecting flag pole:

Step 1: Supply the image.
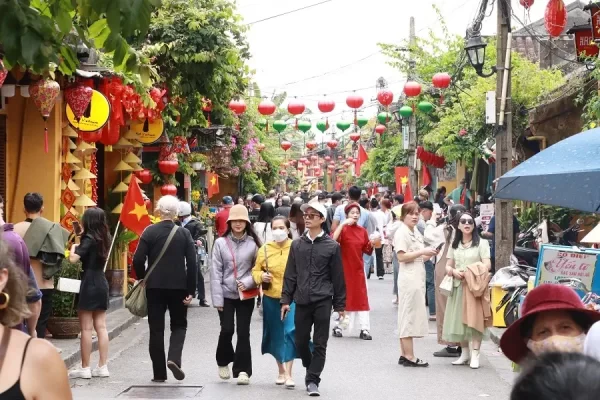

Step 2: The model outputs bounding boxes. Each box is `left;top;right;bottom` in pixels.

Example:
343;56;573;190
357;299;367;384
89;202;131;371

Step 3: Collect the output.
103;220;121;273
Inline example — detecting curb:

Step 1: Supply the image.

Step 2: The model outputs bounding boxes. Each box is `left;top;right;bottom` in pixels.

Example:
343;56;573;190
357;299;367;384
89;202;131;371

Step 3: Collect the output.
489;327;505;346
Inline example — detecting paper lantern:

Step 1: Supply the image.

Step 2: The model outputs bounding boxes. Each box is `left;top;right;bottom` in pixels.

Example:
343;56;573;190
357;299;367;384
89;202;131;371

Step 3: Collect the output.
306;140;318;150
377;112;392;124
356;116;369;128
336;121;351;132
258;99;276;116
324;155;331;161
349;132;361;142
318;98;335;113
160;184;177;196
228;99;247;115
327;140;338;149
432;73;451;90
417;101;434;114
287;99;305;115
399;105;413;118
375;125;386;135
280;170;287;176
273;120;287;133
80;130;102;143
298;120;312;133
520;0;534;9
545;0;567;37
65;84;93;122
310;155;319;161
158;160;179;174
280;141;292;152
403;81;422;98
135;169;153;184
377;89;394;106
317;121;328;133
346;94;364;109
30;78;61;153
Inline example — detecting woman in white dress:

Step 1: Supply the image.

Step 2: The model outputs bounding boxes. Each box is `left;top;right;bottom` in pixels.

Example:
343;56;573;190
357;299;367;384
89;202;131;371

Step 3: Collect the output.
394;202;438;367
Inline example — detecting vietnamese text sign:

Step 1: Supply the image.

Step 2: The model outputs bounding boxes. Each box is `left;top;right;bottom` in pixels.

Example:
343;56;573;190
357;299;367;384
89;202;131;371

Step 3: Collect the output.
537;247;597;290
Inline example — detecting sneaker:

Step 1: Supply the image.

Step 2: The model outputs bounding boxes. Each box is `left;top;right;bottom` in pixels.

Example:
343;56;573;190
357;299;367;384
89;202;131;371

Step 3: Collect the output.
276;374;286;385
307;382;320;396
218;366;231;380
429;315;437;321
167;360;185;381
69;367;92;379
433;346;461;358
199;300;210;307
285;377;295;389
237;372;250;385
359;330;373;340
332;327;343;338
378;276;384;280
92;364;110;378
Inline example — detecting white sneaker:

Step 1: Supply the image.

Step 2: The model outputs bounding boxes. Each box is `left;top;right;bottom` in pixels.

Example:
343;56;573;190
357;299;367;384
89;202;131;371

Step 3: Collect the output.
69;367;92;379
218;366;230;380
92;365;110;378
285;377;295;389
237;372;250;385
276;374;286;385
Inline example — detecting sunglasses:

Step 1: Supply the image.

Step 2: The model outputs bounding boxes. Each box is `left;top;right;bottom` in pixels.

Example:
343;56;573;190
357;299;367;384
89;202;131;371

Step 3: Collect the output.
303;213;321;220
459;218;474;225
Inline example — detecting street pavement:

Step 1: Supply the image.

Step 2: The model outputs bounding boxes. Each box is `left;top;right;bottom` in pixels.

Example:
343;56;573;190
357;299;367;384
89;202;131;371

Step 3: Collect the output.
70;277;515;399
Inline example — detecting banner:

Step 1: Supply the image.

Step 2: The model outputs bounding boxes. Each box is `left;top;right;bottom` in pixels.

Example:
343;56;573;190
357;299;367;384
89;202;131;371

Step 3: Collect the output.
394;167;412;202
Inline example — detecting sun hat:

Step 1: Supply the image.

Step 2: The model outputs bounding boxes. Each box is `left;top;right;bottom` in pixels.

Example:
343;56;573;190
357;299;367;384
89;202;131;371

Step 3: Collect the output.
226;204;250;223
344;202;361;215
500;283;600;364
301;202;327;218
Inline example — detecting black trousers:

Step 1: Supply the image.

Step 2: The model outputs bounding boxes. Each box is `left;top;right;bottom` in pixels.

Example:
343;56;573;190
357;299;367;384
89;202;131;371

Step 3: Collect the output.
375;247;384;277
196;266;206;301
36;289;54;338
295;297;332;386
216;297;254;378
147;288;188;380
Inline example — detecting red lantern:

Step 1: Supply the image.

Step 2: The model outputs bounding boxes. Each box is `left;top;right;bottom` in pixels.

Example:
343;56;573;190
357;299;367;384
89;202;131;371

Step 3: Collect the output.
160;184;177;196
280;141;292;152
349;132;361;142
228;99;247;115
346;94;364;109
65;84;93;122
403;81;422;98
310;155;318;161
135;169;153;185
30;78;60;153
375;124;386;135
432;73;451;89
327;140;338;149
324;155;331;161
377;90;394;106
344;161;352;168
520;0;534;9
347;156;353;162
306;140;318;151
303;158;311;166
158;160;179;174
287;99;305;115
545;0;567;37
313;166;321;173
80;130;102;143
329;161;336;166
258;99;276;116
327;164;335;170
337;155;343;160
280;170;287;176
318;98;335;113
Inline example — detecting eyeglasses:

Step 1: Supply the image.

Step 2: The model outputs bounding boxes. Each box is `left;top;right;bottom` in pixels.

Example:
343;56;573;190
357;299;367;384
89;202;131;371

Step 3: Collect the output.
459;218;474;225
303;213;321;220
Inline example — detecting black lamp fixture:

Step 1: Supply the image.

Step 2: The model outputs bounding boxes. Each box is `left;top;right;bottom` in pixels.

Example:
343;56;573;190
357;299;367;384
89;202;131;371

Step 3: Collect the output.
465;35;496;78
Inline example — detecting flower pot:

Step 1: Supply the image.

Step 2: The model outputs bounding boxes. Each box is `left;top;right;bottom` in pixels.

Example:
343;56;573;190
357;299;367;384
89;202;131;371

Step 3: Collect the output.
105;269;125;297
192;162;205;171
47;317;81;339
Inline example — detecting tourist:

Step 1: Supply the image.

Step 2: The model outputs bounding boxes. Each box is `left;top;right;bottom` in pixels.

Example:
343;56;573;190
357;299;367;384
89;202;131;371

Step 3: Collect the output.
236;196;245;206
380;199;394;275
275;195;292;218
14;193;69;339
289;203;305;240
435;187;447;210
249;194;264;223
133;195;197;382
584;322;600;362
385;206;403;305
68;208;111;379
253;201;275;244
417;201;436;320
276;197;283;209
499;284;600;365
325;192;342;235
395;202;438;367
332;203;373;340
393;194;404;207
214;196;234;238
443;211;491;369
178;201;210;307
444;178;472;209
281;202;345;397
211;204;261;385
252;216;297;388
370;198;386;280
0;239;72;399
266;190;277;207
331;186;372;232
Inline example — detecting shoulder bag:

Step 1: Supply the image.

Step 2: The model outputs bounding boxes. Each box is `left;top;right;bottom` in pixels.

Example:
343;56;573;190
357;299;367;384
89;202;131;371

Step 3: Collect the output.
125;225;178;317
261;245;271;291
225;237;260;301
439;275;454;297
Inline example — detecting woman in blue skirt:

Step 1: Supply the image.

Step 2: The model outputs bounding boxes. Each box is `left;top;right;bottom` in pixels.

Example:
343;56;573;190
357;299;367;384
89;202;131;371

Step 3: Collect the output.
252;215;297;388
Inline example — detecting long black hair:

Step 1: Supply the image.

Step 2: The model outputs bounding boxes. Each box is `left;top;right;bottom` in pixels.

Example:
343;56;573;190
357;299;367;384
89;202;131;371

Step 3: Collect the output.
289;203;305;234
224;220;263;247
451;212;480;249
81;207;111;259
257;201;275;224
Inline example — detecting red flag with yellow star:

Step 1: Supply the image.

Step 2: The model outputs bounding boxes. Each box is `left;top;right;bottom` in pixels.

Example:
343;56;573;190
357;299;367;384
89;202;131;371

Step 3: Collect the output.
120;178;151;236
207;172;220;199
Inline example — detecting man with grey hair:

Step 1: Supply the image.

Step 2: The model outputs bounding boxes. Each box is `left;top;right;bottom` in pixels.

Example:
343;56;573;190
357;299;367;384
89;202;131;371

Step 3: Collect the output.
267;189;277;206
293;197;304;205
276;195;292;218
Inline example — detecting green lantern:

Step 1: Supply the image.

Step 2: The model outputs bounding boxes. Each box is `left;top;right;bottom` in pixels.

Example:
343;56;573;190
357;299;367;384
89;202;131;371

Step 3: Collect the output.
417;101;434;114
317;120;328;133
399;105;413;118
298;120;312;133
256;118;267;129
336;120;351;132
356;116;369;128
377;112;392;124
273;120;287;133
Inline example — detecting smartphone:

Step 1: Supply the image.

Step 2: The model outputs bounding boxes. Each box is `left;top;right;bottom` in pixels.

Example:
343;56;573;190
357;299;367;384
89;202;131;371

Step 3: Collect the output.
436;242;444;251
72;221;82;236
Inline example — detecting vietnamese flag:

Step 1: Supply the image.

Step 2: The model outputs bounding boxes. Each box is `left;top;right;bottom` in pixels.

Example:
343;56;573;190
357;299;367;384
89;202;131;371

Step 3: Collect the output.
422;166;432;187
120;178;151;236
356;144;369;175
207;172;220;198
395;166;412;202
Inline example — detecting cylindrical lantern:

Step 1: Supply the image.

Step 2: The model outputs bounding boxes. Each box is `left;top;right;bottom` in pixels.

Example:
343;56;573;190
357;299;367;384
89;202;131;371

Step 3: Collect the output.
160;184;177;196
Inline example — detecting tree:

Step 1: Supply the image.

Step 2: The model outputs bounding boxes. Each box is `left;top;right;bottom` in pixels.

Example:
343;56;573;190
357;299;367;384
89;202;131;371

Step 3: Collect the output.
358;121;408;187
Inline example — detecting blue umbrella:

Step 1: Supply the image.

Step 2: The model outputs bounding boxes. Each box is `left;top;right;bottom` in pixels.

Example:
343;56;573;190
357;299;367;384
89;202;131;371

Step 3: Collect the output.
495;128;600;213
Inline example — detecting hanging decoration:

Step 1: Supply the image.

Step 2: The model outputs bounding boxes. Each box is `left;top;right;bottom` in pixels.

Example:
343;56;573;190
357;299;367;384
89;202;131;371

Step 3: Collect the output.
158;159;179;174
316;120;328;133
417;146;446;169
228;98;247;130
544;0;567;37
202;98;212;127
80;130;102;143
417;101;434;114
377;112;392;124
306;140;318;151
65;83;93;124
403;81;422;112
135;169;153;185
375;124;386;135
520;0;534;9
327;139;338;150
298;120;312;133
318;97;335;128
356;116;369;129
346;93;364;126
336;120;351;133
280;140;292;153
287;98;305;130
160;184;177;196
258;99;277;132
399;105;413;119
349;132;361;143
432;72;451;104
0;60;8;88
273;120;287;134
30;78;61;153
377;89;394;107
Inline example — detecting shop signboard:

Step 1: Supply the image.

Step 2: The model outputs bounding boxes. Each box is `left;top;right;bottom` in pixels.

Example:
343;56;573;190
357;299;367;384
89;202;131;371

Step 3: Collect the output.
131;118;165;144
479;203;494;232
535;244;600;295
66;90;110;132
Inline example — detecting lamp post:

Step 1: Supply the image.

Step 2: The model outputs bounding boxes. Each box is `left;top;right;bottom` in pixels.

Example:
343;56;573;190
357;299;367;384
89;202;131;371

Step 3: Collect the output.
464;35;497;78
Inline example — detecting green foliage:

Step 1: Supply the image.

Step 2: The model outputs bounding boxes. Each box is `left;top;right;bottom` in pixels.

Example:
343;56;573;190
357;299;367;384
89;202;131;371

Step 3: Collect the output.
107;229;137;270
51;259;82;318
241;171;266;195
0;0;161;75
359;131;408;187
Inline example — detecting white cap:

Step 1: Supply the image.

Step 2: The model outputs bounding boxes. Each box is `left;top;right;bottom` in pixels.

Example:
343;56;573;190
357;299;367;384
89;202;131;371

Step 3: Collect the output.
301;202;327;218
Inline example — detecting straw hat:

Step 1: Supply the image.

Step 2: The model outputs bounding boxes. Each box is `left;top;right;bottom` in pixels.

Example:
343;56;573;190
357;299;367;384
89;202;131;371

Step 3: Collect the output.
227;204;250;223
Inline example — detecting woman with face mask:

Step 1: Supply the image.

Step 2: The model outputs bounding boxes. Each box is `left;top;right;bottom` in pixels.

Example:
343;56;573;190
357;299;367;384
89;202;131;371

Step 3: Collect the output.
251;216;298;388
443;211;492;369
500;284;600;365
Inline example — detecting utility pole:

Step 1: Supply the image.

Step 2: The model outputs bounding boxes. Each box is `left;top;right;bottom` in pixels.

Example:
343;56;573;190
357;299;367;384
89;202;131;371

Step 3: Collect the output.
407;16;419;196
495;0;513;270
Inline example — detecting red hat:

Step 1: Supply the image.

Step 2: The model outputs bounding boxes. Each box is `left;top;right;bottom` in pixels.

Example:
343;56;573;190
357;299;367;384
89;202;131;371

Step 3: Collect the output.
500;284;600;364
344;202;360;215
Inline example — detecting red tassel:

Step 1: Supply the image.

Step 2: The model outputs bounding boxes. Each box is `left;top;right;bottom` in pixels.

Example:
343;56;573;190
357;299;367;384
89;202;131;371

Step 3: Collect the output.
440;93;444;105
266;121;269;133
44;127;49;153
295;118;298;130
354;112;358;127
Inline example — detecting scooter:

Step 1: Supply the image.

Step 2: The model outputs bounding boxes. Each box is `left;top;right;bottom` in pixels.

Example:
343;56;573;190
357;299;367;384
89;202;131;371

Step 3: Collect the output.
495;264;537;327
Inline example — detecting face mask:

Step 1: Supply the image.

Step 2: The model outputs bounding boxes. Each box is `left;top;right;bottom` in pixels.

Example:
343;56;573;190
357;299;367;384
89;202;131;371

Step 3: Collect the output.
272;229;289;243
527;333;586;356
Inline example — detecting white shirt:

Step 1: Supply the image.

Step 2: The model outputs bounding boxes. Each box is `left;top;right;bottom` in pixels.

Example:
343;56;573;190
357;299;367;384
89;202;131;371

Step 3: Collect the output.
305;230;325;243
253;222;273;243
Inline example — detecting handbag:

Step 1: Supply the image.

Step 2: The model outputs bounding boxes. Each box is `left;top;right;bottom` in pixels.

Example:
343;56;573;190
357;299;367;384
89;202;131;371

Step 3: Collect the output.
57;277;81;293
225;237;260;301
261;245;271;291
125;225;178;317
439;275;454;297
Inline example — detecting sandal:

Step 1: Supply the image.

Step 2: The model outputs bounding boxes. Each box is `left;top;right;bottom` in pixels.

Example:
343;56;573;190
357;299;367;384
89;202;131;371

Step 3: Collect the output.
332;327;343;338
403;358;429;367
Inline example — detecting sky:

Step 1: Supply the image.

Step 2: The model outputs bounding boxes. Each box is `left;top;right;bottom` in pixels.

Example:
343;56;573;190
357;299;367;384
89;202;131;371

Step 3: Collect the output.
236;0;550;126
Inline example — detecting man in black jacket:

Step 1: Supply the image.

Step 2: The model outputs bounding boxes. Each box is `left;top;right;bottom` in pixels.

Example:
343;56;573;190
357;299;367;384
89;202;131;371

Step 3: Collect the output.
281;202;346;397
177;202;209;307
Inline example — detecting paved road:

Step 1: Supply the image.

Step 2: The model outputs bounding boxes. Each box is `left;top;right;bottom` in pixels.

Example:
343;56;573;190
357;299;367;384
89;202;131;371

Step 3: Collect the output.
70;278;515;399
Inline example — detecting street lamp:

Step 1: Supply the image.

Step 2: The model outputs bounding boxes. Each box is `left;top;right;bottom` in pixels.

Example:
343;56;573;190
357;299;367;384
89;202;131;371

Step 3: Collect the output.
465;35;496;78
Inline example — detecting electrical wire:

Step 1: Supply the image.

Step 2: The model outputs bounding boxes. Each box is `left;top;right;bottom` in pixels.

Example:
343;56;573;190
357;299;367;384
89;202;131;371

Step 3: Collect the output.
246;0;333;25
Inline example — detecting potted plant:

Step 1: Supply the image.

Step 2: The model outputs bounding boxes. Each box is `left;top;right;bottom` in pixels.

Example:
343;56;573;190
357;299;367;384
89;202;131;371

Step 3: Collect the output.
105;229;137;297
47;258;82;339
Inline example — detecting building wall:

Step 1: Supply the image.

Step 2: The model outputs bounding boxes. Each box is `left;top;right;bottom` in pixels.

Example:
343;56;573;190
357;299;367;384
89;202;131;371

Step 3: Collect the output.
5;94;63;223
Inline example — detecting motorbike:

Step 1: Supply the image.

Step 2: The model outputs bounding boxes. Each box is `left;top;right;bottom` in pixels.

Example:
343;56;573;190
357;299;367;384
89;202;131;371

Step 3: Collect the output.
558;278;600;311
494;264;537;327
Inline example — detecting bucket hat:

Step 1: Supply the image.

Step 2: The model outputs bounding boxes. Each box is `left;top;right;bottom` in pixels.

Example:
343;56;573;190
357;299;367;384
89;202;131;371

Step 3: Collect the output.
500;283;600;363
344;202;361;215
227;204;250;223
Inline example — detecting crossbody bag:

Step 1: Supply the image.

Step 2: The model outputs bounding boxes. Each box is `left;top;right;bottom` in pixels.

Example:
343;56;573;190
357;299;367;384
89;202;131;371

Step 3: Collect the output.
225;237;260;301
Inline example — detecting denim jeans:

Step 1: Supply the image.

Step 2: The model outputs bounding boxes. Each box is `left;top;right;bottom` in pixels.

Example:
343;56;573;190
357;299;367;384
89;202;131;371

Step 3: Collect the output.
363;254;374;279
425;260;436;316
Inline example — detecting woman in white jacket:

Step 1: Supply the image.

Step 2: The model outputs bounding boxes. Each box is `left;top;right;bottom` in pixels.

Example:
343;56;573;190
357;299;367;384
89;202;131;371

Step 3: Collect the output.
253;202;275;243
386;206;403;304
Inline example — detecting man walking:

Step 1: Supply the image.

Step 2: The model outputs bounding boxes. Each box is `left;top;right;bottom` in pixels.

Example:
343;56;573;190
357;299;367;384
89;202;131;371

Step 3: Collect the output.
275;195;292;218
281;202;345;397
214;196;234;238
417;201;436;320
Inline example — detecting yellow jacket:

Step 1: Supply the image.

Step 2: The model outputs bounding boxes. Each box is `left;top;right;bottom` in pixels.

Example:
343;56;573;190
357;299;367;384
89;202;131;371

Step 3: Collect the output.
252;239;292;299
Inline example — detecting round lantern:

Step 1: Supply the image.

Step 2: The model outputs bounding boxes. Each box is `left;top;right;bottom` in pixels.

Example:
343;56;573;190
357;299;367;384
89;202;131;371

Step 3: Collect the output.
135;169;153;184
298;120;312;133
545;0;567;37
327;164;335;170
318;98;335;113
306;140;318;151
399;105;413;118
80;130;102;143
327;140;338;149
280;170;287;176
324;155;331;161
375;124;386;135
346;94;364;109
344;161;352;168
273;120;287;134
287;99;305;115
280;141;292;152
30;78;61;153
459;128;468;137
403;81;422;98
160;184;177;196
377;112;392;124
337;155;343;160
65;84;93;122
520;0;534;8
356;116;369;128
310;155;318;161
347;156;354;162
377;89;394;106
349;132;361;142
303;158;311;166
432;72;451;90
258;99;276;116
158;160;179;174
255;118;267;129
228;99;247;115
336;121;351;132
317;120;328;133
417;101;434;114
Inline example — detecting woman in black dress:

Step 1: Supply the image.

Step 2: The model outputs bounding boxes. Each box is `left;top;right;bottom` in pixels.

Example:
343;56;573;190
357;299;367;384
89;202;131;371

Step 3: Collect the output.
68;208;111;379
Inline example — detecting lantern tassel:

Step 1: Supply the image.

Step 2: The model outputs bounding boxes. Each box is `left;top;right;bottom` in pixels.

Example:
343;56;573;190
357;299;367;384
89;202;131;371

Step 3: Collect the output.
44;126;49;153
207;114;211;127
266;121;269;133
440;93;444;105
295;118;298;131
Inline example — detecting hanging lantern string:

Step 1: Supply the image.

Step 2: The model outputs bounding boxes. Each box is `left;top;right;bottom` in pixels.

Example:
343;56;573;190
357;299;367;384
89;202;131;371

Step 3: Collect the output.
43;118;49;153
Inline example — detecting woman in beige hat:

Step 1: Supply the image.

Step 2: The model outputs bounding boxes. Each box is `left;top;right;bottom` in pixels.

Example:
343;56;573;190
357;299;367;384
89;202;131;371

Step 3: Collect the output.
211;205;262;385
